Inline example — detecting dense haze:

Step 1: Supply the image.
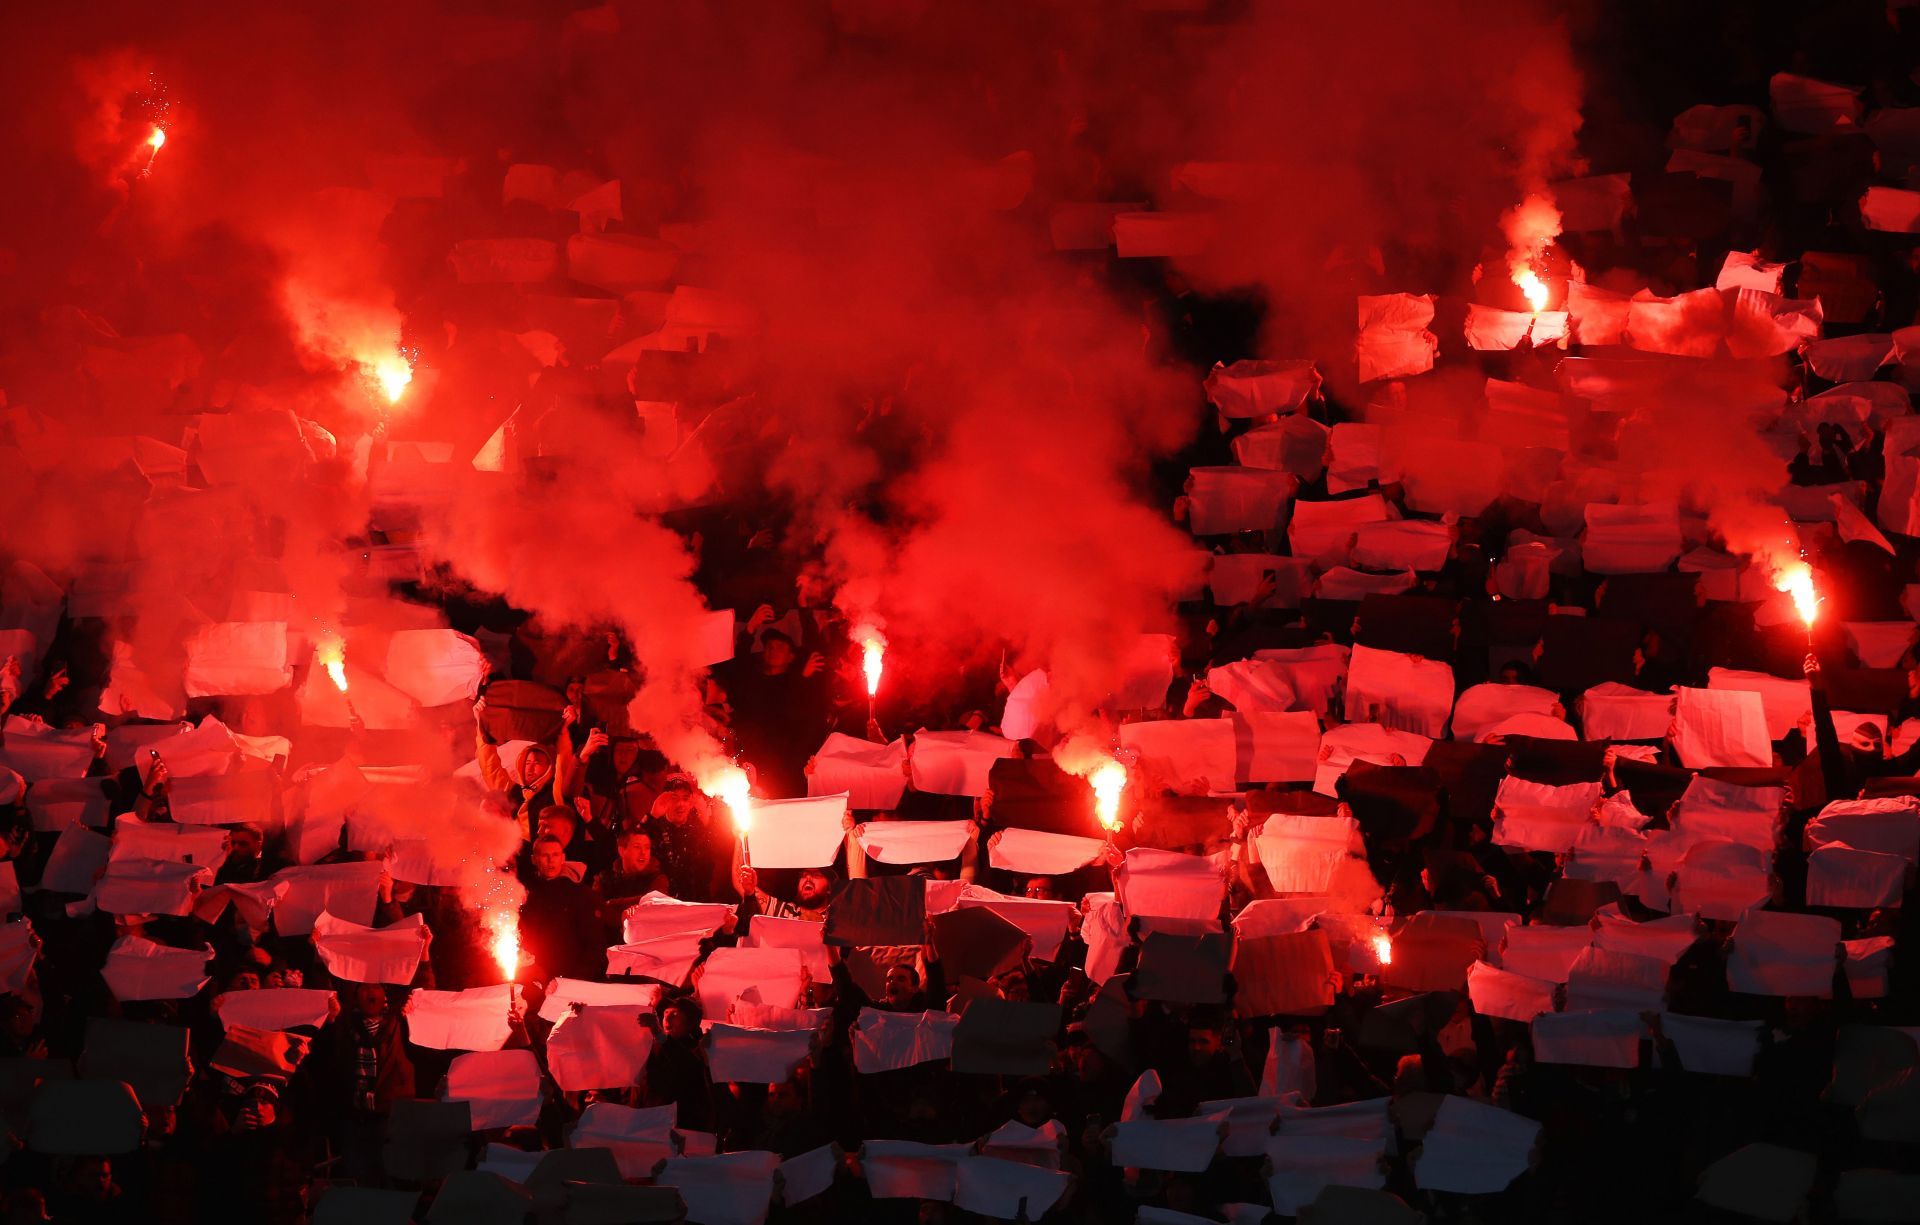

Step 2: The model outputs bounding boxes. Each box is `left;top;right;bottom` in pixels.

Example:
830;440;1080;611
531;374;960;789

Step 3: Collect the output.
0;0;1612;766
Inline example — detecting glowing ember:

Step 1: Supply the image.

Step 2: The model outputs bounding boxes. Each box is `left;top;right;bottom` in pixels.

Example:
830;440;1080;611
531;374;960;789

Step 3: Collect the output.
317;640;348;692
1774;561;1820;628
371;355;413;405
1371;932;1394;966
1515;267;1550;312
146;126;166;152
709;766;753;833
857;627;886;698
1090;760;1127;831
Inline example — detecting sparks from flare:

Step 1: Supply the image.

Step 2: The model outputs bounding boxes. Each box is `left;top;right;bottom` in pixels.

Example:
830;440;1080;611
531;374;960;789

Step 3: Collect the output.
1090;760;1128;832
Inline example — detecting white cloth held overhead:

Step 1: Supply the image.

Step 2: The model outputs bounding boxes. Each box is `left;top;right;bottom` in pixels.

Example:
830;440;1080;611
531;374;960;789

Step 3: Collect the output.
704;1025;815;1085
988;828;1105;876
1533;1009;1644;1068
443;1049;544;1131
1670;687;1770;769
855;820;971;866
404;985;515;1051
547;1006;655;1092
1343;645;1454;740
745;795;850;870
852;1008;958;1074
1115;848;1225;924
1119;718;1237;792
1412;1096;1541;1193
808;735;908;811
1726;911;1841;998
909;730;1020;798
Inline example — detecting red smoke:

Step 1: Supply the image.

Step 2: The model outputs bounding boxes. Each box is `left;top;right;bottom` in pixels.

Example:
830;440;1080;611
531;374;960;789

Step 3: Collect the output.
0;0;1598;774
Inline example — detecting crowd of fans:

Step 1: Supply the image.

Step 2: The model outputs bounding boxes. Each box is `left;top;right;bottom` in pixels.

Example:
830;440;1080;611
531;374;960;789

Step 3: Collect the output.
9;4;1920;1225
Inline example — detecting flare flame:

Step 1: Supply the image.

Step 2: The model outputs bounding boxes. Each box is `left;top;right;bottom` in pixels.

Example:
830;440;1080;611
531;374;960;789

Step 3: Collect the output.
370;354;413;405
1774;560;1820;628
857;627;886;698
707;765;754;834
485;910;520;980
1502;191;1561;314
469;866;526;983
1515;268;1550;313
146;126;166;153
1090;760;1128;832
1371;931;1394;966
317;639;348;692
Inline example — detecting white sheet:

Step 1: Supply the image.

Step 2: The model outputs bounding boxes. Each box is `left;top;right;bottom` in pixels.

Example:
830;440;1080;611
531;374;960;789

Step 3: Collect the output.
1726;911;1841;998
1412;1096;1540;1193
745;794;849;870
547;1006;655;1091
855;820;971;865
988;827;1105;876
704;1025;814;1084
909;730;1019;797
443;1049;544;1131
404;984;515;1051
1671;687;1770;768
1115;848;1224;923
312;912;430;984
1532;1009;1643;1068
852;1008;958;1073
808;734;908;811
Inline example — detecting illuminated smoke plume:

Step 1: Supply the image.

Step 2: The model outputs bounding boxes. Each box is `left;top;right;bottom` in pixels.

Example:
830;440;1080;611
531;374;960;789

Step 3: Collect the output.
1503;192;1562;311
0;1;1599;789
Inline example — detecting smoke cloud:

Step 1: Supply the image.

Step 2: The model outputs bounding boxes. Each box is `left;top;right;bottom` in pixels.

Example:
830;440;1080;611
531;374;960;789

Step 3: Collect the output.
0;0;1605;770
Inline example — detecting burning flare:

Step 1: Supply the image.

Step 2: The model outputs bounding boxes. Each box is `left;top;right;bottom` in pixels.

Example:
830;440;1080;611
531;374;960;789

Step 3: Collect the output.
1090;760;1128;832
1774;560;1820;628
469;867;526;983
1371;931;1394;967
1502;191;1561;314
856;627;886;698
369;354;413;405
708;765;754;834
484;910;520;981
146;126;166;153
1515;268;1550;313
316;639;348;692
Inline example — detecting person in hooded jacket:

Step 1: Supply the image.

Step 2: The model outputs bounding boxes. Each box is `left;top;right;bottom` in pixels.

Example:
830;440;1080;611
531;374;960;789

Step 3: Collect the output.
473;694;590;837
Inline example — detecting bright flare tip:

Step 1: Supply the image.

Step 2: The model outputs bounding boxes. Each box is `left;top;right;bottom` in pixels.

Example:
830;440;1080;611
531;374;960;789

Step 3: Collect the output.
1774;562;1819;628
1514;268;1550;313
372;356;413;405
1371;932;1394;966
857;627;886;698
487;917;520;980
709;766;753;833
146;126;167;152
1090;760;1127;832
317;641;348;693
